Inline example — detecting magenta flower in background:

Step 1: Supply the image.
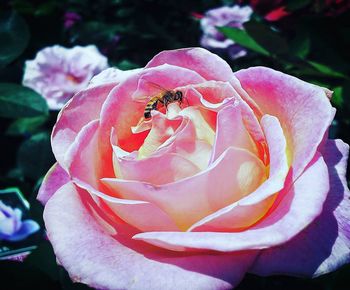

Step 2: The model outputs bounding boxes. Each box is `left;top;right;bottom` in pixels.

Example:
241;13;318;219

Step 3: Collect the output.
23;45;109;110
63;11;81;29
0;201;39;242
200;5;253;59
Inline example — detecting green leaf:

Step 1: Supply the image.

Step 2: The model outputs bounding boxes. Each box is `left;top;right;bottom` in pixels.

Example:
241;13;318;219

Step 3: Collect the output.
289;33;310;59
17;132;54;180
307;61;348;79
244;21;289;55
218;26;269;56
74;21;124;42
0;83;48;118
116;60;139;70
332;87;343;107
6;115;48;136
0;11;30;68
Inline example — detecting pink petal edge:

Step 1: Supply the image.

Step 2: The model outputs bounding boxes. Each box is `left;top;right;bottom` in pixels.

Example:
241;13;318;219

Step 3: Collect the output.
235;66;335;180
249;139;350;277
44;181;257;290
37;162;70;205
133;152;329;252
146;47;233;82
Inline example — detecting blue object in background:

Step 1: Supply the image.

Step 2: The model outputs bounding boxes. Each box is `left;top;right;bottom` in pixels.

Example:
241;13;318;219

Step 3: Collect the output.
0;200;39;242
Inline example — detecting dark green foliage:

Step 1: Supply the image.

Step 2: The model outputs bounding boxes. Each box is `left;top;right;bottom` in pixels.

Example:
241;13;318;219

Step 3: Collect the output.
0;11;29;68
219;26;270;55
17;132;54;180
0;83;48;118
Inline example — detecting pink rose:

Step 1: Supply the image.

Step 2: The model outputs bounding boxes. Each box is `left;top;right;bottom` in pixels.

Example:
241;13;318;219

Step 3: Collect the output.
39;48;350;289
23;45;108;110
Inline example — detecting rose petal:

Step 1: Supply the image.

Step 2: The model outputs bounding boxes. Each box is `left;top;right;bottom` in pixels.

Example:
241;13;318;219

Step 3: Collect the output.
63;118;177;231
235;67;335;179
189;114;288;231
133;152;329;251
37;162;70;205
229;75;264;119
179;106;216;146
65;119;102;187
51;83;115;168
137;111;183;159
44;181;257;289
111;113;203;183
210;103;257;163
183;79;266;163
103;147;266;230
153;115;212;171
114;151;201;185
146;47;233;82
183;80;238;109
180;81;239;134
88;67;142;88
74;179;179;232
249;139;350;277
99;64;205;152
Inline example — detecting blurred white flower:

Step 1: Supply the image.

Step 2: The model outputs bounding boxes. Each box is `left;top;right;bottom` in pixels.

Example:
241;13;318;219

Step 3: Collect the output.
200;5;253;59
23;45;108;110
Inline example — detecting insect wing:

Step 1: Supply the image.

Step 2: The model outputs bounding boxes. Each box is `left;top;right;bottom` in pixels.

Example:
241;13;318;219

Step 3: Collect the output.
132;79;168;103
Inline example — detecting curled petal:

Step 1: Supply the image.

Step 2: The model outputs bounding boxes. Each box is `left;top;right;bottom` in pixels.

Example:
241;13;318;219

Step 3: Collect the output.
74;179;179;232
99;64;205;154
235;67;335;179
37;163;70;205
184;79;266;161
62;118;176;231
44;181;257;289
133;152;329;252
250;139;350;277
146;47;233;82
65;119;102;187
183;81;238;108
103;147;266;231
210;104;257;163
112;113;203;183
189;114;288;231
153;115;212;171
137;111;183;159
88;67;142;88
51;83;115;168
114;151;201;185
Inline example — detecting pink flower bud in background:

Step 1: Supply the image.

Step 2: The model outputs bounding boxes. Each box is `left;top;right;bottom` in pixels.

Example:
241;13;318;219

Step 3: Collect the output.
200;5;252;59
22;45;109;110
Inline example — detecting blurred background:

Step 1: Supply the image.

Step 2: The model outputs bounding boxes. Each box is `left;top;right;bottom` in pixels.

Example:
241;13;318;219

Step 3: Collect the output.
0;0;349;289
